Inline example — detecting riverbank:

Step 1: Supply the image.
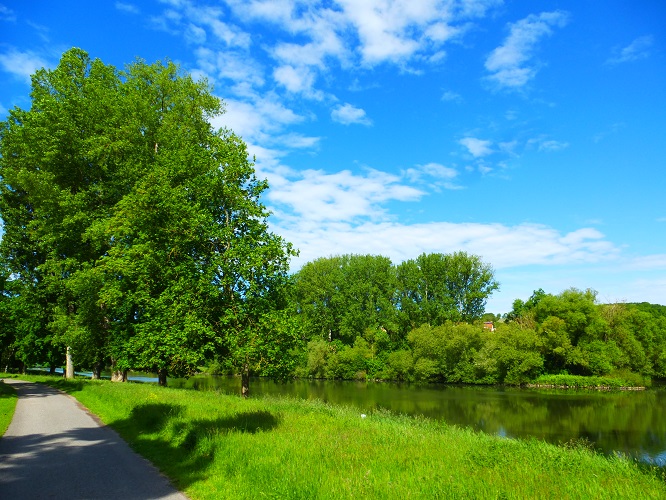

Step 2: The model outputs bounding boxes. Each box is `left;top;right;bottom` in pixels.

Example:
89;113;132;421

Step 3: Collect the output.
3;374;665;499
528;373;649;390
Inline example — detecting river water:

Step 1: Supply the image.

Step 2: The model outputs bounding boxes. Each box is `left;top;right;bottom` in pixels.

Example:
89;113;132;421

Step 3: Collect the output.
171;375;666;466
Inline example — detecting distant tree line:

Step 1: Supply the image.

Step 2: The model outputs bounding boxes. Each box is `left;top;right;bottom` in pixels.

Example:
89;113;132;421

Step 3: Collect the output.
290;258;666;384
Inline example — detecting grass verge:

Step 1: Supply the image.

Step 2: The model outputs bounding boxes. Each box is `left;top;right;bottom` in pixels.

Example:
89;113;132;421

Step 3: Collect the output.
5;374;666;499
0;379;18;435
530;373;648;389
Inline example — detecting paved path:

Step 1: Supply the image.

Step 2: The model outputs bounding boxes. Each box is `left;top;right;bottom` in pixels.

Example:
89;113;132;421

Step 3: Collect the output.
0;379;188;499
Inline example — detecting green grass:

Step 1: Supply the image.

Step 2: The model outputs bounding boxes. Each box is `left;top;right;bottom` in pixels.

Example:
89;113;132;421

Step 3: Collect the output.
0;379;18;435
531;373;648;389
7;374;666;499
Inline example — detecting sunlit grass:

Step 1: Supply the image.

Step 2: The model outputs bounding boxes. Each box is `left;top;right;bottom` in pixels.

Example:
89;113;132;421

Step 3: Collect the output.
7;374;666;499
0;379;18;436
531;373;649;389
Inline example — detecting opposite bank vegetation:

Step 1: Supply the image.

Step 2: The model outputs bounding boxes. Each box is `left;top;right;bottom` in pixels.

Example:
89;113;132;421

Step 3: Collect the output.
2;375;665;500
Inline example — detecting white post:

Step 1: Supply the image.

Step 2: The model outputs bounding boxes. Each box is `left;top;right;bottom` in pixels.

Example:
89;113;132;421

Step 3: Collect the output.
65;346;74;379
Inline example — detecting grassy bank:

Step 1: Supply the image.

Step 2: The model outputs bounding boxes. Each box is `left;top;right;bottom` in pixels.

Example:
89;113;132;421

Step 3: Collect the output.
0;380;18;435
529;373;649;389
4;374;666;499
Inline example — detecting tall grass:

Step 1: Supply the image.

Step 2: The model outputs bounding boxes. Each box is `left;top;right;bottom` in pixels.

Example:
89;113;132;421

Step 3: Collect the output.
8;375;666;499
0;380;18;435
531;373;648;389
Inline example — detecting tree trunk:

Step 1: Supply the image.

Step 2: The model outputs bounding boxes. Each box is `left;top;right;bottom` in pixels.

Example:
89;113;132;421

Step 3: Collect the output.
110;357;128;382
241;363;250;398
111;369;128;382
65;346;74;379
91;361;103;380
158;369;168;387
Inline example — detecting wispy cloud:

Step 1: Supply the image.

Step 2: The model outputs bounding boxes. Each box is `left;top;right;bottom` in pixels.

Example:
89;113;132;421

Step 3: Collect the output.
441;90;463;103
266;167;424;224
331;103;372;126
606;35;654;65
115;2;139;15
194;47;265;90
459;137;494;158
527;136;569;152
485;10;569;90
0;47;49;83
212;92;308;145
153;2;250;48
0;4;16;22
403;162;462;191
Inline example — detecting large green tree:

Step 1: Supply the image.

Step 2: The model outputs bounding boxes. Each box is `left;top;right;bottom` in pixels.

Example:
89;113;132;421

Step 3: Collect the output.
0;48;121;375
0;48;294;386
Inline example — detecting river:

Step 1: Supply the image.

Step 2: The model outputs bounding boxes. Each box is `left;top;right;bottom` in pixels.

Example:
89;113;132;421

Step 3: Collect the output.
170;375;666;466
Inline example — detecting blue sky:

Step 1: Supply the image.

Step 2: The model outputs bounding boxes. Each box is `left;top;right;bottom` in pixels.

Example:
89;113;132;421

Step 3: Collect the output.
1;0;665;313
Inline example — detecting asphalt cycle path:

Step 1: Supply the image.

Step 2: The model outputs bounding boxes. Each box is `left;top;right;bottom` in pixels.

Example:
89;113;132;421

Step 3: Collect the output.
0;379;188;499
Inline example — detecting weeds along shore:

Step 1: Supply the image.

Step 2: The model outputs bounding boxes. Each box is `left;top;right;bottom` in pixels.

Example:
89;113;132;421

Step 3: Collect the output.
4;375;666;499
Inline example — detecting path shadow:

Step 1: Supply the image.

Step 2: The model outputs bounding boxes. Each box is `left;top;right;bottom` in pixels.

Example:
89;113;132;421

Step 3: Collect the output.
0;425;184;499
1;381;60;399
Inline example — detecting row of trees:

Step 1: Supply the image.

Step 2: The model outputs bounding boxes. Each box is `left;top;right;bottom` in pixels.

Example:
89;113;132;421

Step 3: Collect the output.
291;252;499;346
296;285;666;384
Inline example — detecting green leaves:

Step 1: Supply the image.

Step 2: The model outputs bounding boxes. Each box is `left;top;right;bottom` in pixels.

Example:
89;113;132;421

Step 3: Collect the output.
0;48;294;381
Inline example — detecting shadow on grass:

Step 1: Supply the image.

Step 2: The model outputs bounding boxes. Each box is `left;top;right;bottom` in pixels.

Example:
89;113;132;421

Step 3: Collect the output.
0;381;17;398
110;403;281;490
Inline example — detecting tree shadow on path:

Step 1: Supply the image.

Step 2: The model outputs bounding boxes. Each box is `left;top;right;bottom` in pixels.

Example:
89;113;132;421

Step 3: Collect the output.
0;423;186;499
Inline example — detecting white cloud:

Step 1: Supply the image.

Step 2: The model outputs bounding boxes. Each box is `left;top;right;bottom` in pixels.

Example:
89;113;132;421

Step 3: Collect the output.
338;0;422;65
185;23;207;44
267;167;423;224
0;47;49;83
273;64;321;98
331;103;372;126
459;137;493;157
153;1;251;48
194;47;264;88
212;93;306;144
441;90;463;102
527;136;569;152
403;162;461;190
228;0;496;70
275;218;619;273
607;35;654;65
0;4;16;21
538;140;569;152
115;2;139;14
485;10;569;89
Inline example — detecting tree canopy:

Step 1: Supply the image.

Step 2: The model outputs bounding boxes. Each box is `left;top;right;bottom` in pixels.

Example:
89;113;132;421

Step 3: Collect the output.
0;48;295;386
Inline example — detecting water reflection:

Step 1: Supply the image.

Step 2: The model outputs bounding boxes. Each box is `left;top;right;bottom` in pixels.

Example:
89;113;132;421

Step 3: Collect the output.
171;375;666;465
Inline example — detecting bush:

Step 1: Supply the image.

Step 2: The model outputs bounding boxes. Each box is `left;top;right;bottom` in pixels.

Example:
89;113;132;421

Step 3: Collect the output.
384;350;414;381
